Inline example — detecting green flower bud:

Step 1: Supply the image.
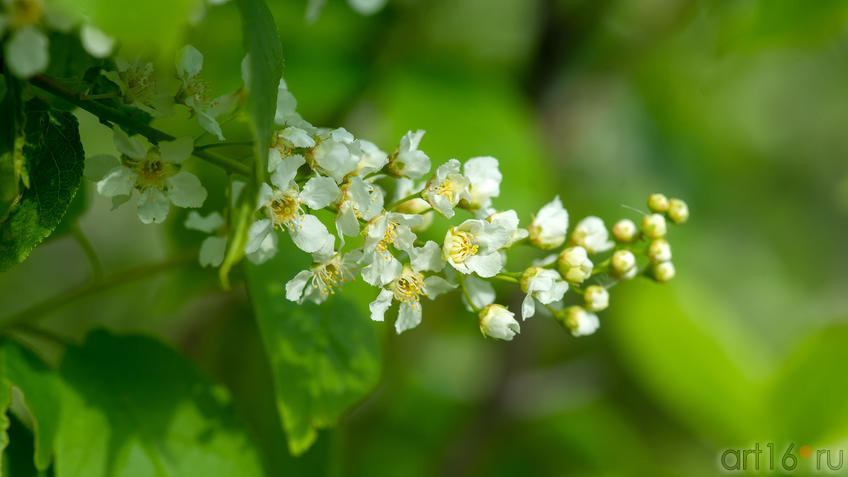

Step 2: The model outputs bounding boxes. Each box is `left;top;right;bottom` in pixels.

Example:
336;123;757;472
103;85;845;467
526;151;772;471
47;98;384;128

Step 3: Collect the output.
557;246;593;284
648;239;672;263
652;261;675;282
519;266;543;293
556;306;599;337
667;198;689;224
584;285;609;312
647;193;669;213
612;219;637;243
641;213;667;239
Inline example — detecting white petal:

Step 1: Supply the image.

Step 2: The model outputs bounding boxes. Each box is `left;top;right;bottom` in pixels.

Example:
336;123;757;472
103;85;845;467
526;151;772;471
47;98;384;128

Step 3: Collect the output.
336;205;361;238
113;127;147;159
196;110;224;141
270;154;305;188
290;214;332;253
245;219;273;254
347;0;387;15
395;301;422;334
159;137;194;164
80;25;115;58
279;127;315;148
369;289;394;322
5;27;48;78
399;130;424;152
464;156;501;203
300;176;340;210
463;276;495;311
97;166;136;197
85;155;121;181
184;211;224;233
166;171;207;208
423;276;456;299
137;188;170;224
198;236;227;267
521;293;536;320
268;148;282;173
361;254;402;287
286;270;313;302
410;241;445;272
329;127;354;143
246;229;278;264
177;44;203;78
257;183;274;210
465;252;504;278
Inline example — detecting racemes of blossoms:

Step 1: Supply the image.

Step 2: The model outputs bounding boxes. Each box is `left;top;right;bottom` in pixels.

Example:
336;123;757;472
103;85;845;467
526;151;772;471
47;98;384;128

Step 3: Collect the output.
81;44;691;341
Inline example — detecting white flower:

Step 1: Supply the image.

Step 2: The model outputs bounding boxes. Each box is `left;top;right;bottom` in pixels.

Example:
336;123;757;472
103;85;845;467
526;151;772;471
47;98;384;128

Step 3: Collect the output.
272;77;308;127
368;262;456;334
245;162;338;255
463;156;501;210
102;59;173;117
462;275;495;312
584;285;609;312
80;25;114;58
335;176;384;241
310;134;358;183
176;45;235;140
478;304;520;341
95;129;206;224
360;212;423;286
529;196;568;250
185;211;227;267
519;266;568;320
571;216;614;253
352;139;388;176
561;306;600;337
557;246;593;284
422;159;470;218
652;261;675;282
388;130;430;179
648;239;671;263
285;238;359;304
442;218;510;277
5;25;48;77
485;210;528;248
612;219;637;243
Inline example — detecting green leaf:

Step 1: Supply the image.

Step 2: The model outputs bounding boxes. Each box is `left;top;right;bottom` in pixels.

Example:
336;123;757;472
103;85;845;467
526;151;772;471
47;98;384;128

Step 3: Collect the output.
55;329;264;477
0;340;63;472
245;253;382;455
237;0;283;182
0;74;24;226
0;99;85;271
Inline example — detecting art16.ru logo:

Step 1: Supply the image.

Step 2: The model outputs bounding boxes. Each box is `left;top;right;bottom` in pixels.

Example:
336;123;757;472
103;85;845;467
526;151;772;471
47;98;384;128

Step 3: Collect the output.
721;442;844;472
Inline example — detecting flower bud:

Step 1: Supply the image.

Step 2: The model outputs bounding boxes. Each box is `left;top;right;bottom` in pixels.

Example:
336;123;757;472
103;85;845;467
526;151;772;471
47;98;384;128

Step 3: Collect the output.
611;250;636;279
641;213;667;239
519;266;543;293
557;306;599;337
652;261;675;282
647;193;669;213
612;219;637;243
479;304;520;341
528;196;568;250
584;285;609;312
647;239;672;263
558;246;593;284
667;198;689;224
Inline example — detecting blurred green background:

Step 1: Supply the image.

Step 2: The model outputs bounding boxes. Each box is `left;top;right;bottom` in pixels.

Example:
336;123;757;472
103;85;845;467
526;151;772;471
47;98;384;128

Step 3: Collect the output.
4;0;848;475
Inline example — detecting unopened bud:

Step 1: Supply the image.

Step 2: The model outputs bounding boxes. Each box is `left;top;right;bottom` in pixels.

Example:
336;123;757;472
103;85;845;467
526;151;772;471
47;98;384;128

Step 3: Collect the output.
584;285;609;312
648;239;672;263
652;261;675;282
479;304;520;341
667;198;689;224
647;193;669;213
557;306;599;337
641;213;667;239
611;250;636;279
558;246;593;284
519;266;543;293
612;219;636;243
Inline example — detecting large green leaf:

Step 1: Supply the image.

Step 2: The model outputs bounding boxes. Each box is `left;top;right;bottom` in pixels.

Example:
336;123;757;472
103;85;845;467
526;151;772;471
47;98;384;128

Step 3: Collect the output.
0;340;62;473
0;99;85;271
55;329;263;477
237;0;283;181
245;253;382;455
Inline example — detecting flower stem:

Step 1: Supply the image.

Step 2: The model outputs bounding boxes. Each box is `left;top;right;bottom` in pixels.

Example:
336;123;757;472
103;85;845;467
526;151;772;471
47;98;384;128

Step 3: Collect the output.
386;192;423;211
71;221;103;282
459;275;480;313
0;252;195;329
493;274;519;283
28;74;252;177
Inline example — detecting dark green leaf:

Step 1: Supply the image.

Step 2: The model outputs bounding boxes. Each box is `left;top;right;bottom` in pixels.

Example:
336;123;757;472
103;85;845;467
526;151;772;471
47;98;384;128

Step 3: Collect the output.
3;415;47;477
0;99;85;271
55;329;263;477
237;0;283;180
245;253;382;455
0;340;62;472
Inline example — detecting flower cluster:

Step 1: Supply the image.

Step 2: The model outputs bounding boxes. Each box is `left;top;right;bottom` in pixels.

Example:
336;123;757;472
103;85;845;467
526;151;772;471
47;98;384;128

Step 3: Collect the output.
87;45;689;341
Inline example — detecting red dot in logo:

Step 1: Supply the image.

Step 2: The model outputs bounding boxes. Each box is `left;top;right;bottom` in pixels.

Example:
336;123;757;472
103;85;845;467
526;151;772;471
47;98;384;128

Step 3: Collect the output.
800;445;813;459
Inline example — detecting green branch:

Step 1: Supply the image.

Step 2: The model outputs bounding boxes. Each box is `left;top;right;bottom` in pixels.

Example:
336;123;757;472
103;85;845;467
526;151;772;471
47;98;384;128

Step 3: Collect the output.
28;74;252;177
